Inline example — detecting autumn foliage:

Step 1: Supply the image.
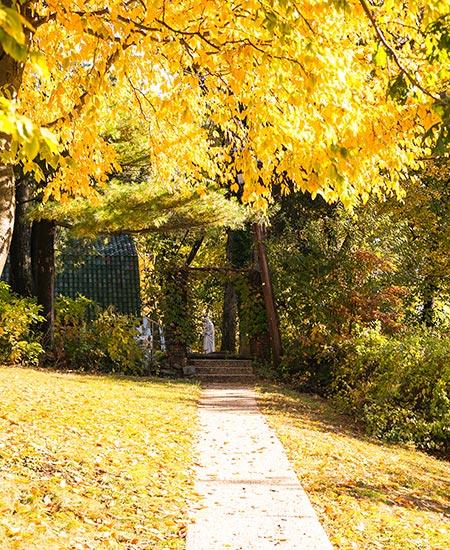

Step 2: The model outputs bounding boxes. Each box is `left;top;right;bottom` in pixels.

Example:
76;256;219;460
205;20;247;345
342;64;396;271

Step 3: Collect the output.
1;0;449;205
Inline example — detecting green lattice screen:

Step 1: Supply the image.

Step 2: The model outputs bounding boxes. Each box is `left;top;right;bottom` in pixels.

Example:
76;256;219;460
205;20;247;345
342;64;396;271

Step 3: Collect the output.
56;234;141;316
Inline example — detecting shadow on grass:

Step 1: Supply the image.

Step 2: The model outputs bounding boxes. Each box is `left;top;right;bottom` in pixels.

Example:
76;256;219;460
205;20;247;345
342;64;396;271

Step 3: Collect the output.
27;364;200;387
1;365;200;408
346;481;450;515
257;382;366;440
257;382;450;517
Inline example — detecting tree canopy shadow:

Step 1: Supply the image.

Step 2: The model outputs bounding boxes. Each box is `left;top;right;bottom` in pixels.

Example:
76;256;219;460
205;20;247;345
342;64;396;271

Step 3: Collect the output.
256;382;450;517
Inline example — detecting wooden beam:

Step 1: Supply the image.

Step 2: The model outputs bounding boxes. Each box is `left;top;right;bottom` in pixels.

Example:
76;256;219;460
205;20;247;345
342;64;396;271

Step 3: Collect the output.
185;266;250;274
185;235;204;266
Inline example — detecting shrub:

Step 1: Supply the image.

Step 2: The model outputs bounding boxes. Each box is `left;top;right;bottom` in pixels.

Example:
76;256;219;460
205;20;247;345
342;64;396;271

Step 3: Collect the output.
333;326;450;454
53;295;145;375
276;324;344;395
0;282;44;366
277;321;449;453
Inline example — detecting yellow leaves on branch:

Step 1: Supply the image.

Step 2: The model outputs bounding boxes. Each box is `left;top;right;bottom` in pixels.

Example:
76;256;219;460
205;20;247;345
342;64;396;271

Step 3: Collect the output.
4;0;450;207
0;97;59;180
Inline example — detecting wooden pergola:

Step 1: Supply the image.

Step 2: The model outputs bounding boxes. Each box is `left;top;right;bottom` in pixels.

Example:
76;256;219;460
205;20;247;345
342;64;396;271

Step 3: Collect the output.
165;224;282;371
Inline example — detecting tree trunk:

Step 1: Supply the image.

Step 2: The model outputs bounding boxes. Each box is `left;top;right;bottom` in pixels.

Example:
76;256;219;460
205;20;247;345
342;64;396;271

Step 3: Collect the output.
0;12;28;275
0;0;32;274
421;282;436;327
31;220;56;349
9;175;33;296
0;163;15;276
252;223;282;368
221;231;238;353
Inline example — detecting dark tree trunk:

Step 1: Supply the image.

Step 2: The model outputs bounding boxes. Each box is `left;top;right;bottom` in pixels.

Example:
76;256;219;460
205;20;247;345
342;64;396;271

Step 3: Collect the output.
221;231;238;353
31;220;56;349
221;281;237;353
421;283;436;327
9;175;33;296
252;223;282;367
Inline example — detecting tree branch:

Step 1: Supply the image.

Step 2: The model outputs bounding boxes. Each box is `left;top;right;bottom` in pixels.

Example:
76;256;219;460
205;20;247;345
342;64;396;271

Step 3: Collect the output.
155;18;221;50
358;0;441;102
45;46;125;128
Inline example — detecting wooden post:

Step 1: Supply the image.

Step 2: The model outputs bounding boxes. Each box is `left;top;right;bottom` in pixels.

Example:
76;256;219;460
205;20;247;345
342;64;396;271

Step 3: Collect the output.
221;230;238;354
252;223;282;368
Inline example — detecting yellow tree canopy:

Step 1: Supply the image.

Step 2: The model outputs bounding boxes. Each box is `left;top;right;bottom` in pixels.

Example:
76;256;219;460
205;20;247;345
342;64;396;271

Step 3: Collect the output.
1;0;450;208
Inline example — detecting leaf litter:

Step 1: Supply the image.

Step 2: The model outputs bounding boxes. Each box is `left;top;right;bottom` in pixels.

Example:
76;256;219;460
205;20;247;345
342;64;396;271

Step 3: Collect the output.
0;367;200;549
257;384;449;550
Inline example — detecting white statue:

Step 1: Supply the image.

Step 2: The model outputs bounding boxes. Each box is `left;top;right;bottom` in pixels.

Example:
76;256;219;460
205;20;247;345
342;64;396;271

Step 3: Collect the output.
202;314;215;354
136;316;153;350
136;317;167;358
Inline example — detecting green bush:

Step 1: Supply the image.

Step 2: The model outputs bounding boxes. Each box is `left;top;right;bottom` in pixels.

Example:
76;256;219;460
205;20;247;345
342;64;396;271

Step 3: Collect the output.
277;322;449;453
0;282;44;366
53;295;145;375
275;324;343;395
333;326;450;454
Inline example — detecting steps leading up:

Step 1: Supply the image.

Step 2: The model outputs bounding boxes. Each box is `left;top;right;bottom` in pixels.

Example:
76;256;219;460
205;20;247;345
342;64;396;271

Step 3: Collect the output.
186;357;254;383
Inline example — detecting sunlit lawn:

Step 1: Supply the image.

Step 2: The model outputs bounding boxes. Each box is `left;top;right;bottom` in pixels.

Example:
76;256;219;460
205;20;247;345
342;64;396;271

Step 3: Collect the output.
258;384;449;550
0;367;200;549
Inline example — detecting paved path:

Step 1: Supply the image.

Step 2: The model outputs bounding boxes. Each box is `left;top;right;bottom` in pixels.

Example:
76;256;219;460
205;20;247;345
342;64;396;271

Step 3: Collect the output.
186;385;333;549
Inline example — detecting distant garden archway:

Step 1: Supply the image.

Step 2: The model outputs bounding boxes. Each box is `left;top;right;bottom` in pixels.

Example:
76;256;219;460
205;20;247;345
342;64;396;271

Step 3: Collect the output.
161;226;280;371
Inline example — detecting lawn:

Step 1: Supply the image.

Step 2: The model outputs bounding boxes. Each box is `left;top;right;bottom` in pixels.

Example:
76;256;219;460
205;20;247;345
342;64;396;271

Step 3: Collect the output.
0;367;200;549
258;385;450;550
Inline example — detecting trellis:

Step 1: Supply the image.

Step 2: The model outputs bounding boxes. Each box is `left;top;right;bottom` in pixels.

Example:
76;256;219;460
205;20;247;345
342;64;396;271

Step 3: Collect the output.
57;234;141;316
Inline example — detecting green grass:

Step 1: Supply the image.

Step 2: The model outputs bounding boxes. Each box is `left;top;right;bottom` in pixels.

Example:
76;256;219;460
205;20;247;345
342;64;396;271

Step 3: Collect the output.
0;367;200;549
258;384;450;550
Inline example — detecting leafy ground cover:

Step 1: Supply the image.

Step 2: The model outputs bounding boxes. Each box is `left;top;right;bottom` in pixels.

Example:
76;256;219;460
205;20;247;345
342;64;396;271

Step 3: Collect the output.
0;367;200;549
258;384;449;550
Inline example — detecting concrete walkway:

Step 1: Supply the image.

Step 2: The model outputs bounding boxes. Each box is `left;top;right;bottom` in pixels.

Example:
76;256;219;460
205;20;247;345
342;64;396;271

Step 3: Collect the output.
186;385;333;549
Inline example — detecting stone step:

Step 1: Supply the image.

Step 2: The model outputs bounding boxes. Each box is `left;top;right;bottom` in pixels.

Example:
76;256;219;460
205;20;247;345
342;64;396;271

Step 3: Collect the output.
189;359;253;368
192;365;253;375
196;374;256;383
188;353;252;360
185;358;254;383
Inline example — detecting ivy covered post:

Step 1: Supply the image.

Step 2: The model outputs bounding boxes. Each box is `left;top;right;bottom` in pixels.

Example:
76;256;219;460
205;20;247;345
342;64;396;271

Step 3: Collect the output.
161;265;192;372
220;230;238;354
223;227;271;361
243;268;271;361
